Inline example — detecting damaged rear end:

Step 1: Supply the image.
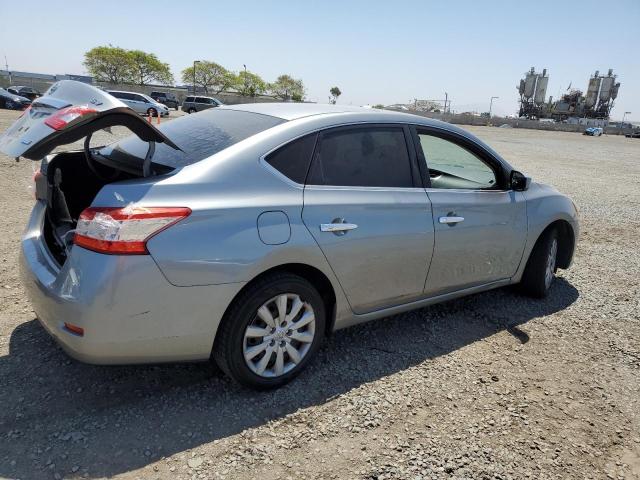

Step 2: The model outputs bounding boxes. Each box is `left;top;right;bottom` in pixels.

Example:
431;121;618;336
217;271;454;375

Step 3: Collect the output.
1;80;220;363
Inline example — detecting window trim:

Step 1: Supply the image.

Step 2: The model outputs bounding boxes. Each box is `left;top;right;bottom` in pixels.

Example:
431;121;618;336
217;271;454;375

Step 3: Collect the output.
410;125;510;191
306;123;422;189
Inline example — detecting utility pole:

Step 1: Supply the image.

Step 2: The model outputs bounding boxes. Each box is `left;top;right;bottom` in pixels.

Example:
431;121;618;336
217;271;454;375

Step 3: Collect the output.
243;64;248;95
489;96;499;117
193;60;201;95
4;55;10;84
444;92;448;113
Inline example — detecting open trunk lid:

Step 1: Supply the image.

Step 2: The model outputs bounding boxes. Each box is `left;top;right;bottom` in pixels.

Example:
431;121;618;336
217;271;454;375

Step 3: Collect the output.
0;80;179;160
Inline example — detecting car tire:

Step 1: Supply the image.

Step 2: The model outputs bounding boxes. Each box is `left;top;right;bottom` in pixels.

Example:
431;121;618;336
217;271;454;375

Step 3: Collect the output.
188;108;196;114
147;108;157;117
5;100;14;109
519;228;559;298
213;272;326;389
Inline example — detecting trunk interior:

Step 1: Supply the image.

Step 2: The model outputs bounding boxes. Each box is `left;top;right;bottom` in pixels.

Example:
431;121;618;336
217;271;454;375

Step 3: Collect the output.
42;151;140;266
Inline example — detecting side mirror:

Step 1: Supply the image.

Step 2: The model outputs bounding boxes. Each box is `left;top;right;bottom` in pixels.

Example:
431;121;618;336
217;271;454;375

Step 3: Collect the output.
510;170;531;191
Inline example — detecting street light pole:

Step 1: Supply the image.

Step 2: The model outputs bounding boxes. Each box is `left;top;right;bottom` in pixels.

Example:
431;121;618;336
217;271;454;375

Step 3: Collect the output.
489;96;499;117
193;60;201;95
243;64;248;95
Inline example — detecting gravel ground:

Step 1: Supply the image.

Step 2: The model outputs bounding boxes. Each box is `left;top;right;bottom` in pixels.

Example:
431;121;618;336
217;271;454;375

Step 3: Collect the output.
0;108;638;480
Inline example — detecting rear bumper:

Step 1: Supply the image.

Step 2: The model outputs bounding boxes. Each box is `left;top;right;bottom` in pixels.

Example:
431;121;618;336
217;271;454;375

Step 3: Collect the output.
21;201;244;364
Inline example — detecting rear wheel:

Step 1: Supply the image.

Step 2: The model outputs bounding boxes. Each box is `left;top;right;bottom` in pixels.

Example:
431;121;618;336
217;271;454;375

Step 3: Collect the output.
213;273;325;389
147;108;157;117
519;228;559;298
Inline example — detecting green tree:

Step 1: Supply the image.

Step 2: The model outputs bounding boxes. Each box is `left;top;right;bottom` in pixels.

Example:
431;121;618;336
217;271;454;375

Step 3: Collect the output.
128;50;174;85
181;61;234;94
83;45;134;84
269;74;305;101
234;70;267;97
329;86;342;104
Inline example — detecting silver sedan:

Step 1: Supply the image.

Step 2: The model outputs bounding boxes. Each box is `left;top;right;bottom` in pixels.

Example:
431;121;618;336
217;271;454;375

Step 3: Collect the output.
0;81;578;389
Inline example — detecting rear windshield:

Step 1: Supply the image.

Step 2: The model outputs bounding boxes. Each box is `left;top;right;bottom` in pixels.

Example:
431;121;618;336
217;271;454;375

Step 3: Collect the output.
97;109;285;169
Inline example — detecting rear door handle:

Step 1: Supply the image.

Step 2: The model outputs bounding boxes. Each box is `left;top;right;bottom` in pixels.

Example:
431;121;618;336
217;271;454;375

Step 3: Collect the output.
438;216;465;224
320;219;358;235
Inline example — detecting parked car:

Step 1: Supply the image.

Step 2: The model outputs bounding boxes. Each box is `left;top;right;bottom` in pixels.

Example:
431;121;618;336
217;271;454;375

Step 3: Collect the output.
182;95;223;113
0;81;579;389
624;130;640;138
150;91;179;109
584;127;603;136
0;88;31;110
7;85;41;100
106;90;170;117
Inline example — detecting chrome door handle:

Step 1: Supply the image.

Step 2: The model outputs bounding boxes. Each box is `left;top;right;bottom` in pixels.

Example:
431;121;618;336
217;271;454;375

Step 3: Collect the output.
320;223;358;232
439;216;465;224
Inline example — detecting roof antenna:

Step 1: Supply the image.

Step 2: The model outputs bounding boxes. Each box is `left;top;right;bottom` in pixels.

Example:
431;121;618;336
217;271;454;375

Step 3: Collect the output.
142;141;155;177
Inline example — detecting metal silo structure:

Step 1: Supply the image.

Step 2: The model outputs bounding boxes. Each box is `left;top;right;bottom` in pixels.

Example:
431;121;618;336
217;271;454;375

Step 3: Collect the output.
518;67;549;118
585;72;601;109
534;69;548;105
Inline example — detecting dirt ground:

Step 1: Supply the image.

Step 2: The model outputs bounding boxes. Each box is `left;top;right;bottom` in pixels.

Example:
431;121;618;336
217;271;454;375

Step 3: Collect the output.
0;108;638;480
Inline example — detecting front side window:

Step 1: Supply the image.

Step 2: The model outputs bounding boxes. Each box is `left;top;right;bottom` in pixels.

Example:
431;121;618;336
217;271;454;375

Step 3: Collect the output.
417;133;497;189
307;127;413;188
185;96;194;103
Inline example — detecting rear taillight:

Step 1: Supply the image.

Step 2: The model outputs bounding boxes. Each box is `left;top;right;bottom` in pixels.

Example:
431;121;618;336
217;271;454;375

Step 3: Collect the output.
44;105;98;131
73;206;191;255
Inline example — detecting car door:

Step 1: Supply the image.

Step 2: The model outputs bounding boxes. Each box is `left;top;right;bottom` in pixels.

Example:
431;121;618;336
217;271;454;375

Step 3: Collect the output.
411;126;527;296
130;94;150;114
302;124;434;314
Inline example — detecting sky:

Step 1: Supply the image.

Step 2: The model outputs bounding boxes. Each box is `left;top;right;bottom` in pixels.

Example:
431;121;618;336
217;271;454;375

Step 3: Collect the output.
1;0;639;119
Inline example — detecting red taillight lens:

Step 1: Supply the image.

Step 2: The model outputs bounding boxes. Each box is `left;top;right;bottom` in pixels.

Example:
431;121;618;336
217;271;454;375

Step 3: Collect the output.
44;105;98;131
73;206;191;255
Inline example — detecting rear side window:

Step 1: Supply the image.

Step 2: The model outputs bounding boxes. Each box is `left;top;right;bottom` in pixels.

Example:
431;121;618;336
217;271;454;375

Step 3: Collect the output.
307;127;413;188
97;109;285;169
265;134;317;184
195;97;208;103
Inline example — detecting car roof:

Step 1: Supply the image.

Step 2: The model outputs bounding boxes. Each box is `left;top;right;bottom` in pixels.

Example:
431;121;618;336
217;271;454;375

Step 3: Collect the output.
219;102;384;121
109;90;146;95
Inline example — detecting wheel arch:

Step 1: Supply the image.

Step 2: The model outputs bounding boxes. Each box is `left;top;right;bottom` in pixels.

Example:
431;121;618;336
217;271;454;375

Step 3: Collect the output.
216;263;338;342
531;219;575;270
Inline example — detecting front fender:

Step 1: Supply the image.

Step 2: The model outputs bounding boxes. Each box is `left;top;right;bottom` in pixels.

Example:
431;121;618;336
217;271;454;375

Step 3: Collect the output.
512;182;579;281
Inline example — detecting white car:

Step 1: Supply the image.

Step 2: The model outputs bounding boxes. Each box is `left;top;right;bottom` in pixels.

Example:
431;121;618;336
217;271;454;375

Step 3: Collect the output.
107;90;170;117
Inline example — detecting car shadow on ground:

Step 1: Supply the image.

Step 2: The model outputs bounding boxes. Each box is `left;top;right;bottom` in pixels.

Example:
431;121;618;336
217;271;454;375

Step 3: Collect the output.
0;279;578;479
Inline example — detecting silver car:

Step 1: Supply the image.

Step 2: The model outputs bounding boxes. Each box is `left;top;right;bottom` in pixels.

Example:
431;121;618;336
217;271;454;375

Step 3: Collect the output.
182;95;223;114
0;81;578;389
107;90;170;117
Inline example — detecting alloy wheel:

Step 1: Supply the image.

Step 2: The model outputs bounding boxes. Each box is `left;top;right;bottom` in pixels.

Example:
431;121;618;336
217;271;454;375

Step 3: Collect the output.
544;238;558;289
243;293;316;378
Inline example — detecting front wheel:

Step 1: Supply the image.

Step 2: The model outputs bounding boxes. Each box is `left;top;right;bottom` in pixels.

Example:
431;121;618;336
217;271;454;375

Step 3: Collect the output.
187;107;196;114
213;273;326;389
519;228;559;298
147;108;157;117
